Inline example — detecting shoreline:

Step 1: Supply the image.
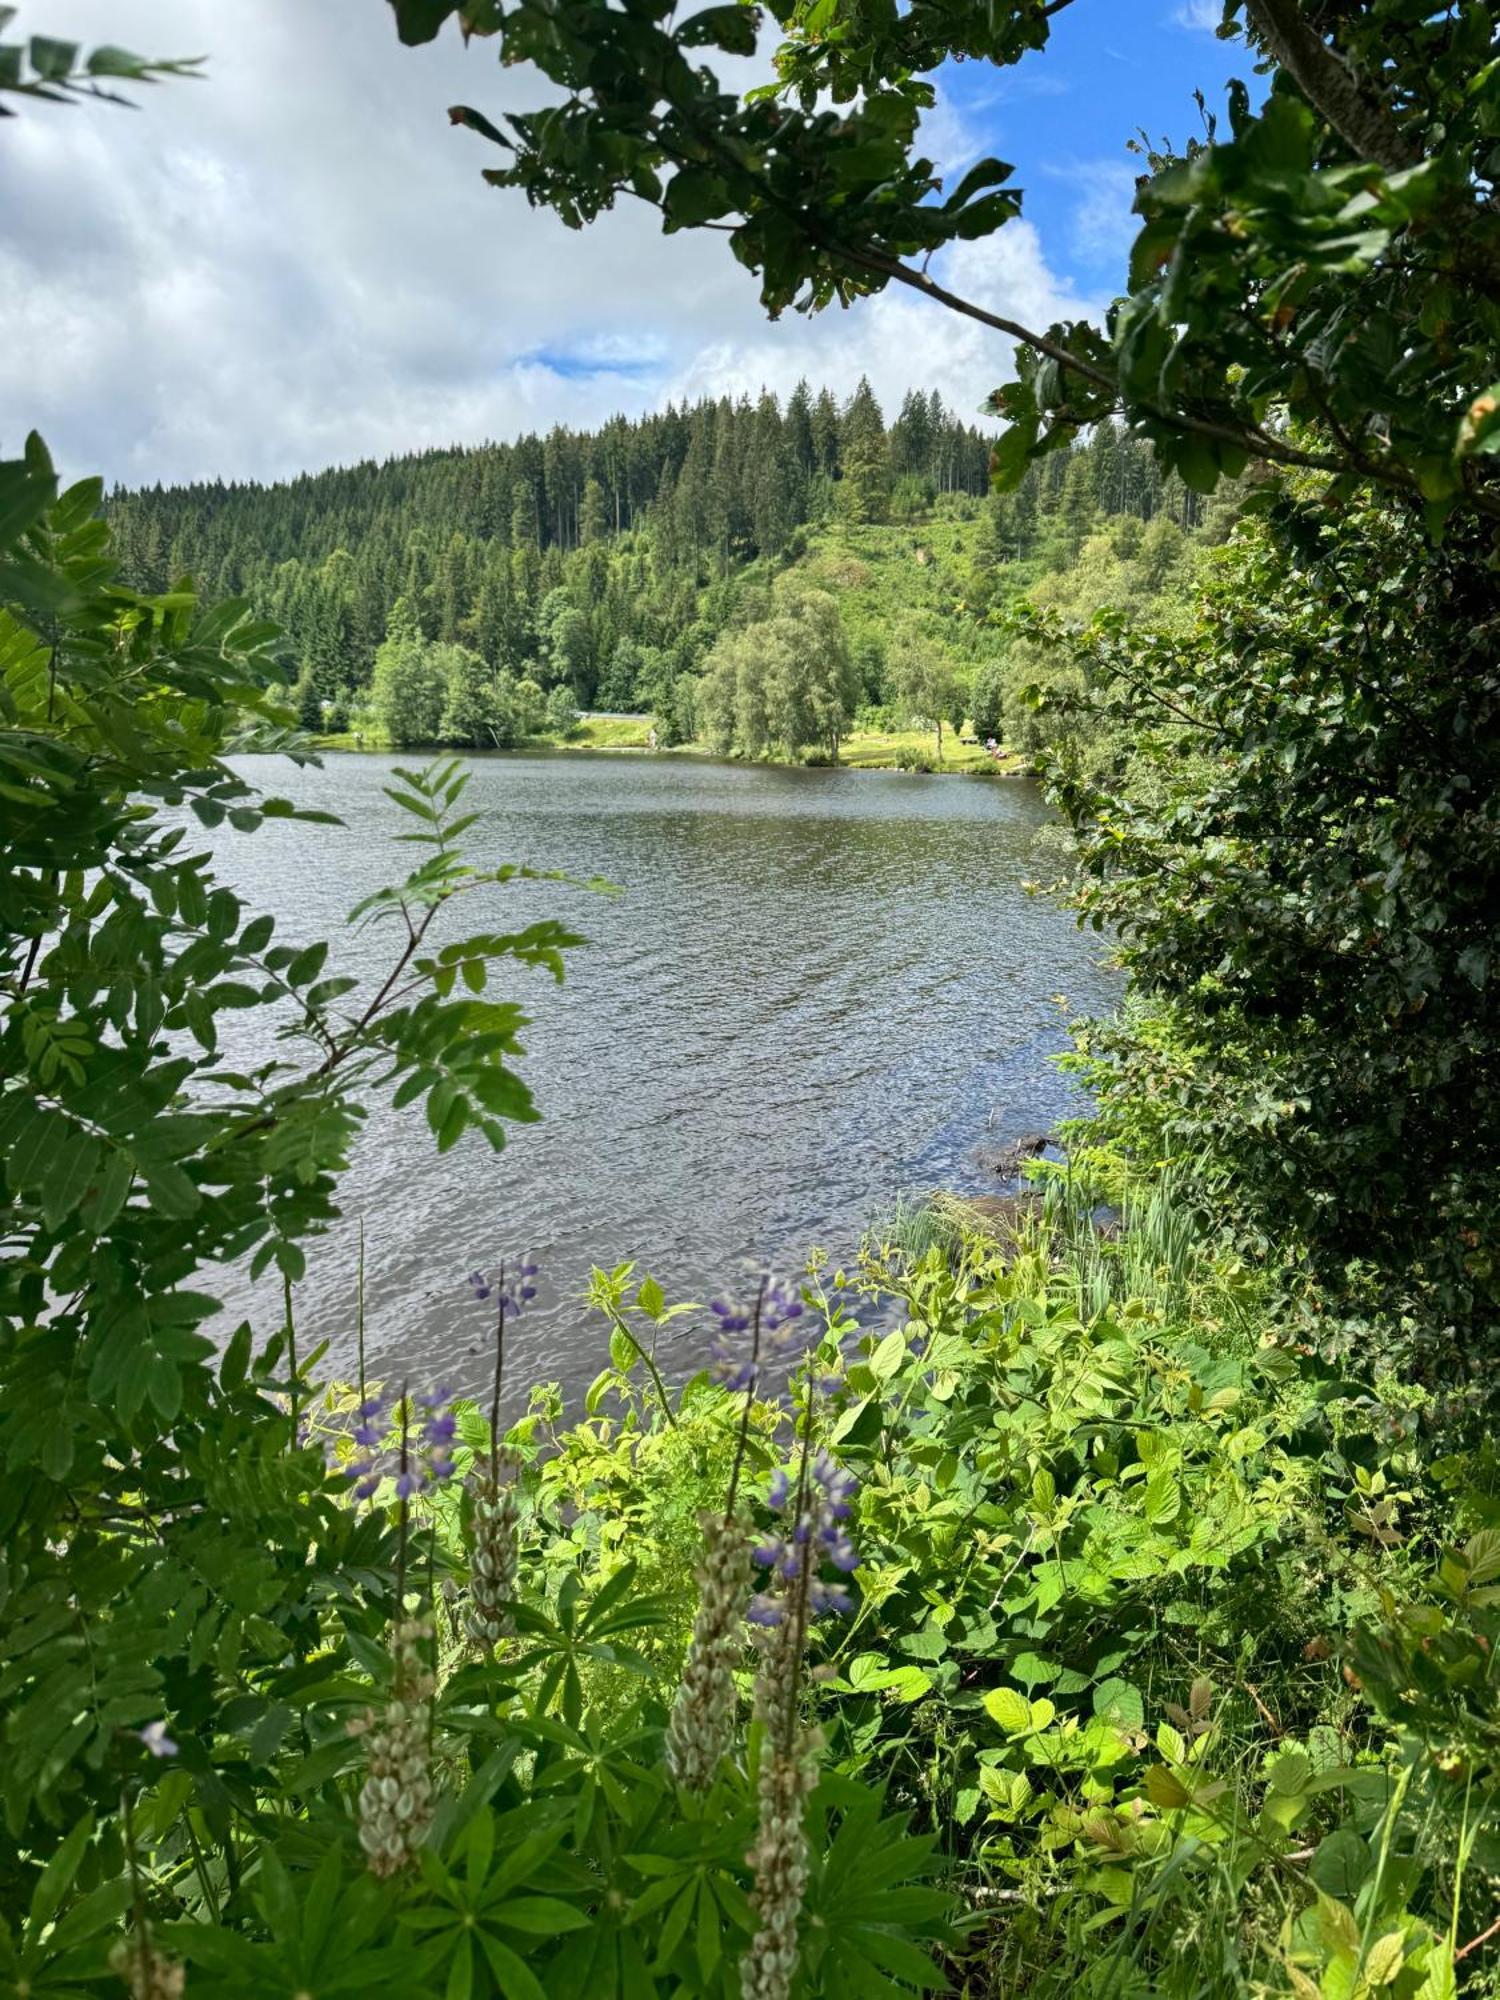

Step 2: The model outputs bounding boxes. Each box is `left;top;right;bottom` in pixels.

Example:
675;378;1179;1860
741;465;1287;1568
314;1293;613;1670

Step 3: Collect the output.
312;725;1033;780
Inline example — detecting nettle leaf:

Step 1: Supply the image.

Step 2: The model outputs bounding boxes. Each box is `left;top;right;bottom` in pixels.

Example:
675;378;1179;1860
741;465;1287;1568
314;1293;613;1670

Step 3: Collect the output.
1142;1470;1181;1526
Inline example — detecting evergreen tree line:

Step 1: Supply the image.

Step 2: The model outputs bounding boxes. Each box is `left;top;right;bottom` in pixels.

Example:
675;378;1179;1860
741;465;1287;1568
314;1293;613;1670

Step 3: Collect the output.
106;382;1216;739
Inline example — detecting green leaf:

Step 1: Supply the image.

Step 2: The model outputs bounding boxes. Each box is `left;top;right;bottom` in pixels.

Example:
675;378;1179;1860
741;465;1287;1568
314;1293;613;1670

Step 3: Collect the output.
869;1328;906;1383
27;35;79;79
665;166;732;228
1092;1678;1144;1729
0;445;58;551
29;1810;92;1931
1142;1470;1181;1526
390;0;459;45
982;1686;1034;1736
142;1160;200;1218
677;4;757;54
1311;1828;1373;1900
478;1929;549;2000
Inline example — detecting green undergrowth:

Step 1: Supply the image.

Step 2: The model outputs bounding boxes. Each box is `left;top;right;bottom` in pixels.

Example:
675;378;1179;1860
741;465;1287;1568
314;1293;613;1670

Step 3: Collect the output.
301;1155;1500;1997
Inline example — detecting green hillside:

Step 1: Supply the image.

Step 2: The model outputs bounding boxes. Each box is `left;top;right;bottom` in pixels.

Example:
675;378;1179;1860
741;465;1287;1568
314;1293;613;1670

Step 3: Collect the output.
111;389;1227;770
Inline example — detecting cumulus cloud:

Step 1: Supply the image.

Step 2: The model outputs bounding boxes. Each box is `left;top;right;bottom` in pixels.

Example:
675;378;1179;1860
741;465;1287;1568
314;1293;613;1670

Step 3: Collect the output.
668;222;1099;424
1049;159;1142;273
0;1;1100;484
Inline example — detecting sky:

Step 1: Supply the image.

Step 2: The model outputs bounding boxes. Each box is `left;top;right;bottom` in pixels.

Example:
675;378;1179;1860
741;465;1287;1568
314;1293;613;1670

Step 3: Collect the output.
0;1;1253;488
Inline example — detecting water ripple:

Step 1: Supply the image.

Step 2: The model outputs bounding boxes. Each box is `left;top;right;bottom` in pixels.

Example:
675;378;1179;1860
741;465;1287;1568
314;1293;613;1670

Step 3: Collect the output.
202;752;1118;1407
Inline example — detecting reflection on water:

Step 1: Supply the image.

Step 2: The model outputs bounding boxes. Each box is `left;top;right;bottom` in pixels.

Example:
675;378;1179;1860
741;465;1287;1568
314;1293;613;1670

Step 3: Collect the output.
206;752;1117;1403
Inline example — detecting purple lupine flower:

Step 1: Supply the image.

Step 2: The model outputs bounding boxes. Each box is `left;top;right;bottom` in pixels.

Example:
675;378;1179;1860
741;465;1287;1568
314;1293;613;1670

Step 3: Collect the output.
469;1256;541;1319
748;1449;860;1626
352;1394;388;1449
812;1449;857;1519
500;1254;540;1317
138;1721;178;1758
709;1272;808;1392
709;1295;753;1336
340;1388;458;1507
762;1278;805;1333
714;1351;760;1393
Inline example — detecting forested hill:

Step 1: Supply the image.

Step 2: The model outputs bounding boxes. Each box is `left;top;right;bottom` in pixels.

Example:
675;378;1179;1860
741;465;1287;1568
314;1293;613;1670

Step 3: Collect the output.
109;379;985;634
107;376;1220;736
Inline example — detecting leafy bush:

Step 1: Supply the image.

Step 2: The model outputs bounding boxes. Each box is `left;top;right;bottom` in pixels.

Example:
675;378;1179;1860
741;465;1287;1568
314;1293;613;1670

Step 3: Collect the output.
544;682;579;737
1041;495;1500;1349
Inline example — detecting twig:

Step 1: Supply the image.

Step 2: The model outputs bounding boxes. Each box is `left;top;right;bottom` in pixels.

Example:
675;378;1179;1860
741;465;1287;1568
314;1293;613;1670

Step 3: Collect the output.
606;1307;678;1427
1456;1912;1500;1965
1243;1679;1285;1739
356;1219;367;1407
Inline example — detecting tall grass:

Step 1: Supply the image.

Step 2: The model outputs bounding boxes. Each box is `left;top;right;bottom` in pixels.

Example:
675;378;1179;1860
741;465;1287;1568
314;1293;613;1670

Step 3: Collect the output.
884;1153;1263;1345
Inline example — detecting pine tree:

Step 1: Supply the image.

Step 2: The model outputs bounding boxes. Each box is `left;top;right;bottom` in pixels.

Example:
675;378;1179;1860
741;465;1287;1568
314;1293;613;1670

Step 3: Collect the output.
837;378;891;525
294;669;323;733
579;476;609;546
889;390;934;480
810;389;840;479
1059;455;1099;563
784;380;816;476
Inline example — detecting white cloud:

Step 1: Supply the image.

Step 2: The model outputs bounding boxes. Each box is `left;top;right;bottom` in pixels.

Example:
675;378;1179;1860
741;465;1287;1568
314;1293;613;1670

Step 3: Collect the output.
1173;0;1223;29
1047;159;1141;272
0;2;1100;483
666;223;1099;425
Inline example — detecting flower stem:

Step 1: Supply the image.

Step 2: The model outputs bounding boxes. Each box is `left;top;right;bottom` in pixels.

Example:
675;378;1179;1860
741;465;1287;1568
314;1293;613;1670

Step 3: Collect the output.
725;1275;768;1522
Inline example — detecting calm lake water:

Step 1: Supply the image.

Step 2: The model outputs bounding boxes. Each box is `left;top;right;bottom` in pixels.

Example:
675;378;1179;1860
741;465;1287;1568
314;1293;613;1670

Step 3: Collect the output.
211;753;1116;1404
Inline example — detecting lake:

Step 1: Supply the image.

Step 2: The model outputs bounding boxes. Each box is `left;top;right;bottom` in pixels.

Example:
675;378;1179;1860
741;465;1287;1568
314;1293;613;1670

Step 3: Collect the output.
211;752;1117;1405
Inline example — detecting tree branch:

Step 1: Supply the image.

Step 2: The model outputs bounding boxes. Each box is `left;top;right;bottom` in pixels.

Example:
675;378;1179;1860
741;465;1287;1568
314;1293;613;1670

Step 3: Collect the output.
1243;0;1419;171
850;245;1114;388
843;245;1488;505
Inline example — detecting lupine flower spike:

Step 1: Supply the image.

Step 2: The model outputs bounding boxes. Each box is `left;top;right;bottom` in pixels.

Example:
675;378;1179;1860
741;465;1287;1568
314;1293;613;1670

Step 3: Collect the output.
463;1255;537;1652
708;1276;804;1394
741;1442;860;2000
665;1274;784;1792
339;1388;458;1504
666;1507;753;1791
116;1784;185;1997
352;1612;437;1876
351;1388;440;1875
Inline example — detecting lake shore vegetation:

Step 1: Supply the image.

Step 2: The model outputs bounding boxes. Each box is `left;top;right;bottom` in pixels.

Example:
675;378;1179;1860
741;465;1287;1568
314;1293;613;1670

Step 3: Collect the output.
3;1;1499;1996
